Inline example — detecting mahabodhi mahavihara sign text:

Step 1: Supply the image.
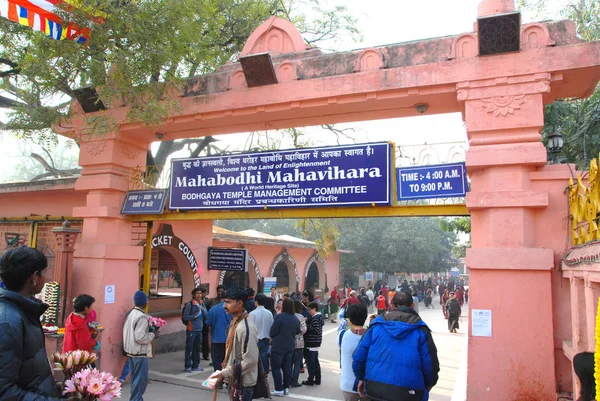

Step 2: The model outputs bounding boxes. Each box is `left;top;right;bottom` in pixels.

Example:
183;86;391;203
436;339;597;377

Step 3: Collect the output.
169;142;392;210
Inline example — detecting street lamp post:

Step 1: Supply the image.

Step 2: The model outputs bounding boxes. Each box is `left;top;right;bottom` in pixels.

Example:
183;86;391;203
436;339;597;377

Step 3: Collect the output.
547;129;564;164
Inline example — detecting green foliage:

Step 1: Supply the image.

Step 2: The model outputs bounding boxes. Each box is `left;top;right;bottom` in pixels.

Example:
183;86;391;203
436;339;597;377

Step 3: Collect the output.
0;0;359;140
520;0;600;168
296;219;339;257
337;217;458;274
215;216;459;274
439;217;471;234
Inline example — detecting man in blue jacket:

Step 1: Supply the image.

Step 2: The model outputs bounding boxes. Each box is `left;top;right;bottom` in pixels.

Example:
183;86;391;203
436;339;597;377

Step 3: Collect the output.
352;291;439;401
182;287;208;372
206;294;232;374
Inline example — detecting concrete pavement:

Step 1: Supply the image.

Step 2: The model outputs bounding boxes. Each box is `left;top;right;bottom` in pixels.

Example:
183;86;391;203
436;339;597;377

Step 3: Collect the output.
122;296;468;401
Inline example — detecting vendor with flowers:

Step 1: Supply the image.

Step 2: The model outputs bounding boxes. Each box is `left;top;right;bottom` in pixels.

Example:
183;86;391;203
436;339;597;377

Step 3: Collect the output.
62;294;99;354
0;246;66;400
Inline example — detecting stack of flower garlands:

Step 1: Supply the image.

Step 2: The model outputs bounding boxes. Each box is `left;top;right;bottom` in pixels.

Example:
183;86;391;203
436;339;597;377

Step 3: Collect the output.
595;297;600;398
52;351;122;400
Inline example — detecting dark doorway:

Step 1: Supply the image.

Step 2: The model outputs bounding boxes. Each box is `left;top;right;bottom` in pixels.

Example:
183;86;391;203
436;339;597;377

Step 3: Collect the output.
305;262;319;294
223;271;249;290
273;261;290;292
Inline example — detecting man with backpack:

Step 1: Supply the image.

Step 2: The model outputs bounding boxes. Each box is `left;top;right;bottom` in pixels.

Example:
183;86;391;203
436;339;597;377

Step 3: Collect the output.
182;287;208;372
353;291;439;401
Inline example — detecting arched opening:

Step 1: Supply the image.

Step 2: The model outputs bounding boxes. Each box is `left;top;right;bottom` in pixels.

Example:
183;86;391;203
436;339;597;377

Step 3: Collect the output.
156;249;183;297
305;262;319;294
273;261;290;292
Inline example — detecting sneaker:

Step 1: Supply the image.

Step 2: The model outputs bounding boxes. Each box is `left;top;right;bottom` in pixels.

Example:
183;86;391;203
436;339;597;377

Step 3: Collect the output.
271;390;285;397
184;368;192;373
193;367;204;372
283;388;289;395
291;383;302;388
301;380;314;386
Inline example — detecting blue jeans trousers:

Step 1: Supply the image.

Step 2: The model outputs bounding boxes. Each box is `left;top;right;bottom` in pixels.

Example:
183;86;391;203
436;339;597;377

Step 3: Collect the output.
241;387;254;401
129;357;149;401
258;339;270;374
292;348;303;385
119;359;130;381
271;350;293;391
185;330;202;369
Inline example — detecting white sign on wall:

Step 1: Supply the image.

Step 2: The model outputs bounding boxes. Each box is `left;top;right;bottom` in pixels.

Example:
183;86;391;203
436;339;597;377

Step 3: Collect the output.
472;309;492;337
104;285;115;304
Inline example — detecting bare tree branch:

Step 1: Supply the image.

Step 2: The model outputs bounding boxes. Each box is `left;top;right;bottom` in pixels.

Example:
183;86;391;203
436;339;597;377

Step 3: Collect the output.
0;94;26;109
29;152;81;180
321;124;356;145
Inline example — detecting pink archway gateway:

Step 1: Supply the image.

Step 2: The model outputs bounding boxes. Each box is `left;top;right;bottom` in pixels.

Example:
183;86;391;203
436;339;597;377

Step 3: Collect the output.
53;0;600;398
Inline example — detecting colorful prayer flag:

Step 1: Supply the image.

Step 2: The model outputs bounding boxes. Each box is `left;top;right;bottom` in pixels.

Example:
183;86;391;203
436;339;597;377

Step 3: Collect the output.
0;0;102;43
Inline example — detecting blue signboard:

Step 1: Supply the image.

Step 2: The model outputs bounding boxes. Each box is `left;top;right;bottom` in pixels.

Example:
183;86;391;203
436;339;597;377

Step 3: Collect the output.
208;247;248;272
397;162;468;201
121;189;168;214
169;142;391;210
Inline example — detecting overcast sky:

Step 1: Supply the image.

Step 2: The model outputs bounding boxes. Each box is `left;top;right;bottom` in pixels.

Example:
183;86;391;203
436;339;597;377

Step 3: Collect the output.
0;0;569;179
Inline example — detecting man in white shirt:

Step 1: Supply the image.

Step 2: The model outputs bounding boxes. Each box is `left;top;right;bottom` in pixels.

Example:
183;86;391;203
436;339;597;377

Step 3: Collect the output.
249;293;274;374
366;288;375;313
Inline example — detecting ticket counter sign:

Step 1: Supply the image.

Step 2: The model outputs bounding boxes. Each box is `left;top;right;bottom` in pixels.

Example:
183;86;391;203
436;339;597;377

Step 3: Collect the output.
397;162;468;201
169;142;392;210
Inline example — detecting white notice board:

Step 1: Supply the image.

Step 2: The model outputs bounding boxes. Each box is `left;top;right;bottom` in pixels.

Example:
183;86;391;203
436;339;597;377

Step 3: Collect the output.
472;309;492;337
104;285;115;304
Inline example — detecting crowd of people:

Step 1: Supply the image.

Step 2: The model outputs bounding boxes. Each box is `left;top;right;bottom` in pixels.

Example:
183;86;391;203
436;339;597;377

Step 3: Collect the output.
2;246;597;401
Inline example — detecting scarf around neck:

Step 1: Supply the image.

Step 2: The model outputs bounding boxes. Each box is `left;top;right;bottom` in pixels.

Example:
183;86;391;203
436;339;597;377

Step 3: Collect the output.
222;311;249;369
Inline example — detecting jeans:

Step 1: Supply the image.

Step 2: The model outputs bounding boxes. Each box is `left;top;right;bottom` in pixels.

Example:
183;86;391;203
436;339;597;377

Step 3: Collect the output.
185;330;202;369
241;387;254;401
305;350;321;383
129;357;149;401
119;359;130;381
271;350;293;391
292;348;303;385
211;343;226;371
258;339;270;374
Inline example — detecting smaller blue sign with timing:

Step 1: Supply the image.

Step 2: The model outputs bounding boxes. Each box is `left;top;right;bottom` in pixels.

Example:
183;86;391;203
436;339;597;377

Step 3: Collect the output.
121;189;168;215
397;162;468;201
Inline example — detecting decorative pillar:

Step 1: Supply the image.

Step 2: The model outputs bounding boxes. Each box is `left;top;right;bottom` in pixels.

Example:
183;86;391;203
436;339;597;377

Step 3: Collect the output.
460;73;557;399
72;133;148;375
51;220;81;326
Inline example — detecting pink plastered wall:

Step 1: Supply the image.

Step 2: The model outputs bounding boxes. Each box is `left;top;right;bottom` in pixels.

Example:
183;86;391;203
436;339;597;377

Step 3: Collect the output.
212;240;340;295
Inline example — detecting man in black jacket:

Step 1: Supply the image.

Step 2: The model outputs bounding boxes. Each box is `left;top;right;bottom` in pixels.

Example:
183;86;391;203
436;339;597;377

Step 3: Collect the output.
0;246;71;401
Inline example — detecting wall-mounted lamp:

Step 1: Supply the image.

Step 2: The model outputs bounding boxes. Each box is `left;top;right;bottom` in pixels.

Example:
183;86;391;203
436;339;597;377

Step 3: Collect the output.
415;103;429;114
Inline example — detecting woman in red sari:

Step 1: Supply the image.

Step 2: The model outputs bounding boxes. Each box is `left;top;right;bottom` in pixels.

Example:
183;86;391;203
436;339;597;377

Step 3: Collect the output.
441;289;450;319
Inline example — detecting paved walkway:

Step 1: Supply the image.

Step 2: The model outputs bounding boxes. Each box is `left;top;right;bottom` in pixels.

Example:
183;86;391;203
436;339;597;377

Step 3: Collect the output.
122;296;468;401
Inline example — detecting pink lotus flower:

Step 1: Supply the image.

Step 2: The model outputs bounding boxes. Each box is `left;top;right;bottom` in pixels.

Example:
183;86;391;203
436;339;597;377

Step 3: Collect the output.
63;367;122;400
